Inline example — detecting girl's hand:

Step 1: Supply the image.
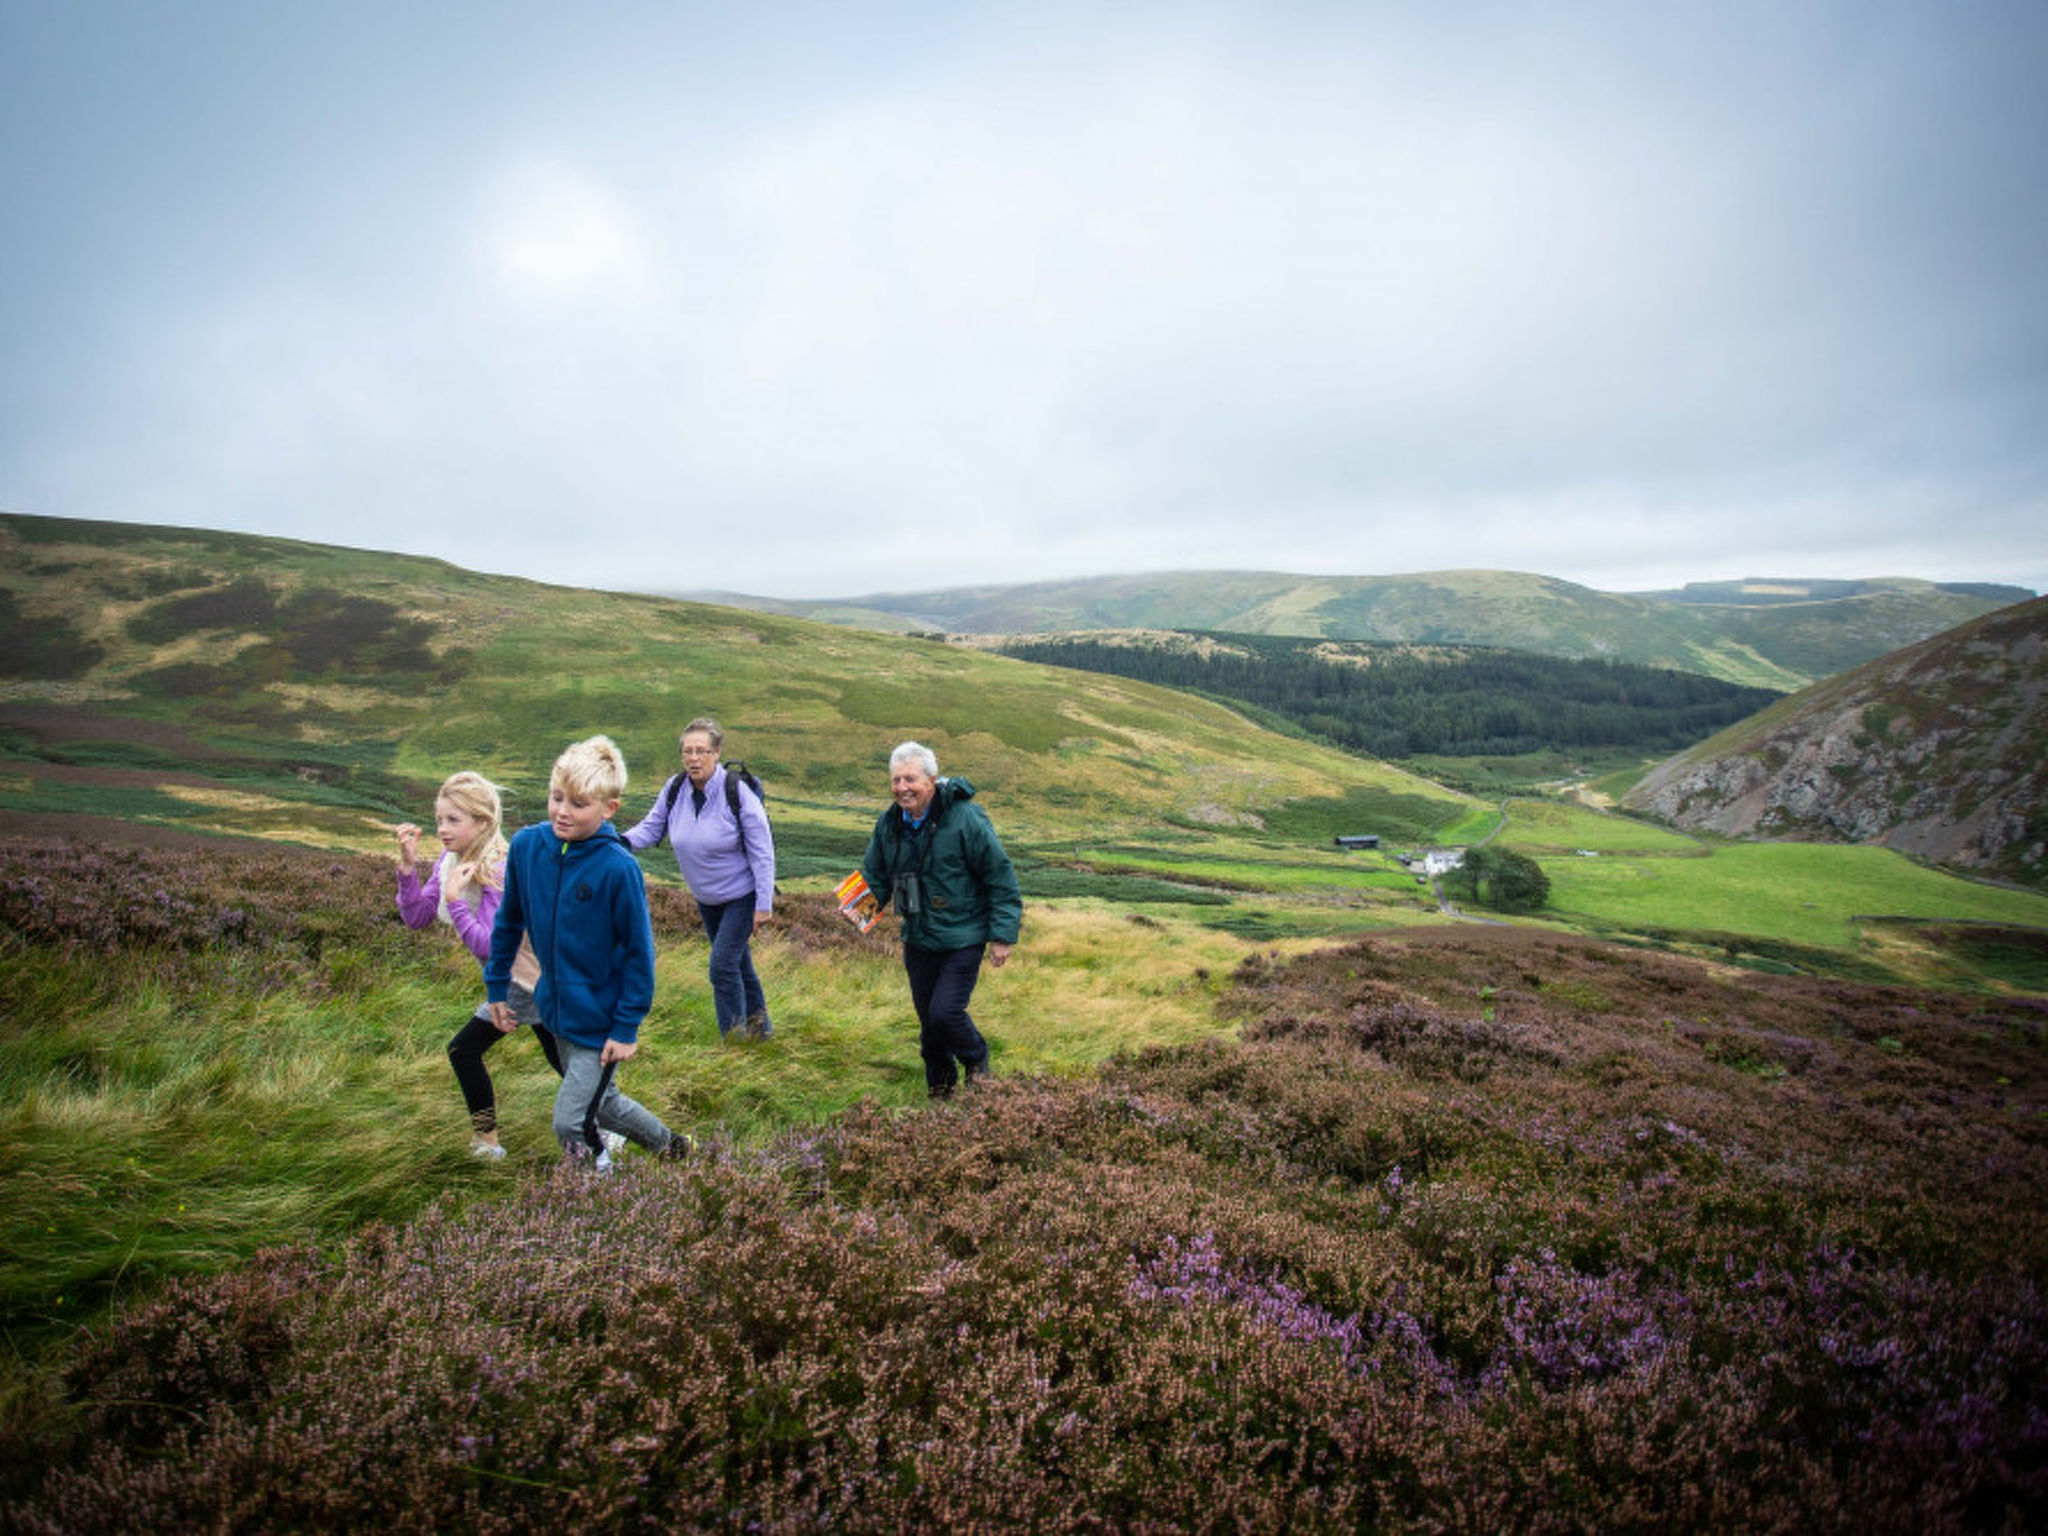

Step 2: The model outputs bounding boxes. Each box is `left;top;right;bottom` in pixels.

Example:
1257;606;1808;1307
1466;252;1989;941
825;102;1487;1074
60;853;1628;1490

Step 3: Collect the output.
451;860;479;891
395;823;421;872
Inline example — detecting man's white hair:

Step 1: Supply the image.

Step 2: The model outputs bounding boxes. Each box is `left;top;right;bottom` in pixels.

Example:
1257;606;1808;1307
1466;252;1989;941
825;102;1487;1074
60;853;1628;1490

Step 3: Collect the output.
889;740;939;778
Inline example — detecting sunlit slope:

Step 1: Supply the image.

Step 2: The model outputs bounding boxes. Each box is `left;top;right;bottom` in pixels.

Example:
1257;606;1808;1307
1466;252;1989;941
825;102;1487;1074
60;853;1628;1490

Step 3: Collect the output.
688;569;2027;689
0;514;1478;857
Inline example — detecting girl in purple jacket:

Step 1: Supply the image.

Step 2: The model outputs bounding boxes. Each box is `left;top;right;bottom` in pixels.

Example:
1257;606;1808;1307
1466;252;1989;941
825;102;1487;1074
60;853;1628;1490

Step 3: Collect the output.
395;771;562;1158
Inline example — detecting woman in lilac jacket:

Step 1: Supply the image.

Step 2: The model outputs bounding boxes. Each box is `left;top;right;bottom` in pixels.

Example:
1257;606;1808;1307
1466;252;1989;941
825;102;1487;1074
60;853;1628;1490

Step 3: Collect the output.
623;718;777;1041
395;770;562;1156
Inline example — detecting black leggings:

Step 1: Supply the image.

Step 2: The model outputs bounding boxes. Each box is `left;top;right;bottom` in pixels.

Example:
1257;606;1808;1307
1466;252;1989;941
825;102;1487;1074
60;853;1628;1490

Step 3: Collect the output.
447;1011;564;1135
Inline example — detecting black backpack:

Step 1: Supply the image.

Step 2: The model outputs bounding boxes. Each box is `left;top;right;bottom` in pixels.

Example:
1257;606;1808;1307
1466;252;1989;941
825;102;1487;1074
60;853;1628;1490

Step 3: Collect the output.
661;762;767;858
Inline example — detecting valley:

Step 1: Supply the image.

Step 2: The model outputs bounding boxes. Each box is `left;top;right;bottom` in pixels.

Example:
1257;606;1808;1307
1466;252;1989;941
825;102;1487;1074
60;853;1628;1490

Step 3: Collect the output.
3;512;2045;1529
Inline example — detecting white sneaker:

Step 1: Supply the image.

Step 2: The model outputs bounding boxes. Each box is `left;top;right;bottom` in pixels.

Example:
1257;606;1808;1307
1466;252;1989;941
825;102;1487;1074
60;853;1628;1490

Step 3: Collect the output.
601;1130;627;1157
470;1140;507;1160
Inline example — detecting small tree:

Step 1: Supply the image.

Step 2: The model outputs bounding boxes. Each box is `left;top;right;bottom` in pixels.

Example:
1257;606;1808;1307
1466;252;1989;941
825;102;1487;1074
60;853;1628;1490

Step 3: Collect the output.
1485;848;1550;912
1447;846;1550;912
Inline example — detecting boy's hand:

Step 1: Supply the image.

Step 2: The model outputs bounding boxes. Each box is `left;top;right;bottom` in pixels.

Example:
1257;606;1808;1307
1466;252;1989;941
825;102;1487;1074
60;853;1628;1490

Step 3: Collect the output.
489;1001;518;1034
601;1038;638;1065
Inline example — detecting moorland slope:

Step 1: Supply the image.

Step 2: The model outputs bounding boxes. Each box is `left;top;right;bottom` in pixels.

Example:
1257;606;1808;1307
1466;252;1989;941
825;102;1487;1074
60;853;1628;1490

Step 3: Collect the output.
0;513;1484;877
686;569;2031;689
5;916;2043;1530
4;521;2048;1531
1626;595;2048;887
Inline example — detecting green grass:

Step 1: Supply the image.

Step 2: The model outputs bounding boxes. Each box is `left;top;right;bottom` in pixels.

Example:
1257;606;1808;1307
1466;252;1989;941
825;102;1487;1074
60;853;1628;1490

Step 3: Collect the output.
1494;796;1705;854
0;893;1295;1357
1540;840;2048;951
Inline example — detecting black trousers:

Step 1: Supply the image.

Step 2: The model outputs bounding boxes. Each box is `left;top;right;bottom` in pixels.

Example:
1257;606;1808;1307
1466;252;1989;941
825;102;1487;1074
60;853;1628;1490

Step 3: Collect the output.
447;1010;564;1135
903;942;990;1096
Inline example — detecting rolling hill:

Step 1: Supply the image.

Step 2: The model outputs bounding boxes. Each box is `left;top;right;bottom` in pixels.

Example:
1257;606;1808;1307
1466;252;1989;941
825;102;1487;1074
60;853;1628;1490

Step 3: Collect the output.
0;513;1482;875
1625;595;2048;887
683;570;2032;690
993;629;1784;761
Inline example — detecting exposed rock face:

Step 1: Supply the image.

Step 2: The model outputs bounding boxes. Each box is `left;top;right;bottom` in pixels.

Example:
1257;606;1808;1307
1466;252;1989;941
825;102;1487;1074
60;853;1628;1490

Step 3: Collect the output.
1626;597;2048;887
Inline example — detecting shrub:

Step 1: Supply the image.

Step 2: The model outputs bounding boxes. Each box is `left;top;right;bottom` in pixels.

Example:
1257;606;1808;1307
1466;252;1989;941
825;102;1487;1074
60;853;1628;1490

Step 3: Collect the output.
4;926;2045;1530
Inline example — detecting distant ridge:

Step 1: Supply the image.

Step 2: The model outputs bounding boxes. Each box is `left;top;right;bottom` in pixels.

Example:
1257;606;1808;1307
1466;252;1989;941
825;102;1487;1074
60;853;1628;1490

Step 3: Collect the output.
1625;596;2048;887
679;570;2032;690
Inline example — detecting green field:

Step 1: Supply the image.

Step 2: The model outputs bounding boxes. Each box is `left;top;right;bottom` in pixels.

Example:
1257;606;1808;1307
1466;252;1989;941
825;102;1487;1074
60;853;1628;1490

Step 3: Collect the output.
1537;840;2048;952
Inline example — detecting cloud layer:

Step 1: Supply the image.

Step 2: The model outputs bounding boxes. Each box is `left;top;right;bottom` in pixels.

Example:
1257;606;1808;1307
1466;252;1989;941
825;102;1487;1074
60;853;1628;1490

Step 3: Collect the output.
3;2;2044;598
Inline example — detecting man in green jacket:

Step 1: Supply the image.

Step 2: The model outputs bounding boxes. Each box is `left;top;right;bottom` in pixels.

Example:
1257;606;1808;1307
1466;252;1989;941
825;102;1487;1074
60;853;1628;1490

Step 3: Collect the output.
860;740;1023;1097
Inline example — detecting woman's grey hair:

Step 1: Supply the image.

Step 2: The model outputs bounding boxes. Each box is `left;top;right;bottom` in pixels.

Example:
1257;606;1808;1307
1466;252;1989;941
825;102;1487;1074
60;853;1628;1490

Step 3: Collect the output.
681;718;724;750
889;740;939;778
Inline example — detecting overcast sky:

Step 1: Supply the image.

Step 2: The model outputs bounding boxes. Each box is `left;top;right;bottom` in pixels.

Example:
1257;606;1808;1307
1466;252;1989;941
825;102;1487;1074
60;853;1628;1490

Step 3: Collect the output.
4;1;2045;600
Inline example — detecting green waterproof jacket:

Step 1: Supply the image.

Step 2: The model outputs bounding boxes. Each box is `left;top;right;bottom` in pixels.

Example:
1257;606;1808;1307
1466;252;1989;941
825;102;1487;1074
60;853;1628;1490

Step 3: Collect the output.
860;776;1023;952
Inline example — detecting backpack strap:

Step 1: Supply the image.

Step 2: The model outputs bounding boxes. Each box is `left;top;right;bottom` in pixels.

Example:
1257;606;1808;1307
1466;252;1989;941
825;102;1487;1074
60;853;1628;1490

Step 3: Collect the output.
725;763;750;860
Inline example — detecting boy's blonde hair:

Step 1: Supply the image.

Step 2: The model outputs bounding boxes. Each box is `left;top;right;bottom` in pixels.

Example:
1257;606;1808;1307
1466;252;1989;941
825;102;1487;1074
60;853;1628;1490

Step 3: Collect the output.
552;734;628;803
437;770;508;894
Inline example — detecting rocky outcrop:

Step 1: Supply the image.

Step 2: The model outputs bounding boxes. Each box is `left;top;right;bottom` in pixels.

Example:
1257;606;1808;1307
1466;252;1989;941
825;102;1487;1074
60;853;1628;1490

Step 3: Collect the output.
1626;597;2048;887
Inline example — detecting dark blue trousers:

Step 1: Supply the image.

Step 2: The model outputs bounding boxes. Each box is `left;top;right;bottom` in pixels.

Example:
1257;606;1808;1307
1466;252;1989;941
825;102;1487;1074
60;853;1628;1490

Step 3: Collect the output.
698;894;769;1037
903;942;991;1096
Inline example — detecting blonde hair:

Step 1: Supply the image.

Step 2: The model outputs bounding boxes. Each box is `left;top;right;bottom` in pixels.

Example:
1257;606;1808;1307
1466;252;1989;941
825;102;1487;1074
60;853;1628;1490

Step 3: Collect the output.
552;734;628;803
437;770;508;896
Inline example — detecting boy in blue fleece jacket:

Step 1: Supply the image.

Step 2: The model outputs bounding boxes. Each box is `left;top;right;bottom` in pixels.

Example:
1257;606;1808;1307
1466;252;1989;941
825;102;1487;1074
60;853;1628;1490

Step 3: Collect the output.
486;735;691;1165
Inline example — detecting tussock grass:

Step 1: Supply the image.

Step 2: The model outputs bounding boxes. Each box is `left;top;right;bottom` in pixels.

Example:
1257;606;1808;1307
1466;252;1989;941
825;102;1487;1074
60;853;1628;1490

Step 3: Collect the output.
0;838;1303;1358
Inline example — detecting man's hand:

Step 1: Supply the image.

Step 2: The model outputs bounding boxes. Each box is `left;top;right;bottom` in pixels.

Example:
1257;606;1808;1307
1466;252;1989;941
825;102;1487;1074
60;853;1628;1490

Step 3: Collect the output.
488;1001;517;1034
601;1038;639;1065
988;941;1013;969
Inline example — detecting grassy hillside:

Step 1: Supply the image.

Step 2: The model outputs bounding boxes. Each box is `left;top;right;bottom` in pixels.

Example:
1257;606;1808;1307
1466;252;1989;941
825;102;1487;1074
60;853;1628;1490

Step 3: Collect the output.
1625;596;2048;888
6;510;2045;964
0;514;1479;911
686;569;2028;689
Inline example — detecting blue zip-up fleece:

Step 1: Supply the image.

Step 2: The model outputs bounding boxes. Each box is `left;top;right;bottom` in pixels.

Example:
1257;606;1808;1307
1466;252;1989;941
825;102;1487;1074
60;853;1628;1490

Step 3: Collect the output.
485;822;656;1050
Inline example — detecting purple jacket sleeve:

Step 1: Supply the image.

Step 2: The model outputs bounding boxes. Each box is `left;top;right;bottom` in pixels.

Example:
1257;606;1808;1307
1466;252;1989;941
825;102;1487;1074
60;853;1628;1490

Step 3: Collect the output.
621;778;677;853
394;861;440;930
445;881;502;963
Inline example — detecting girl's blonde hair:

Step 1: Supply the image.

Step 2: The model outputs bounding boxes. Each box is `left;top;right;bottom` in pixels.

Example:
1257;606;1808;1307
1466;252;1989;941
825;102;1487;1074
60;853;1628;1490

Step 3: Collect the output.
437;771;508;896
